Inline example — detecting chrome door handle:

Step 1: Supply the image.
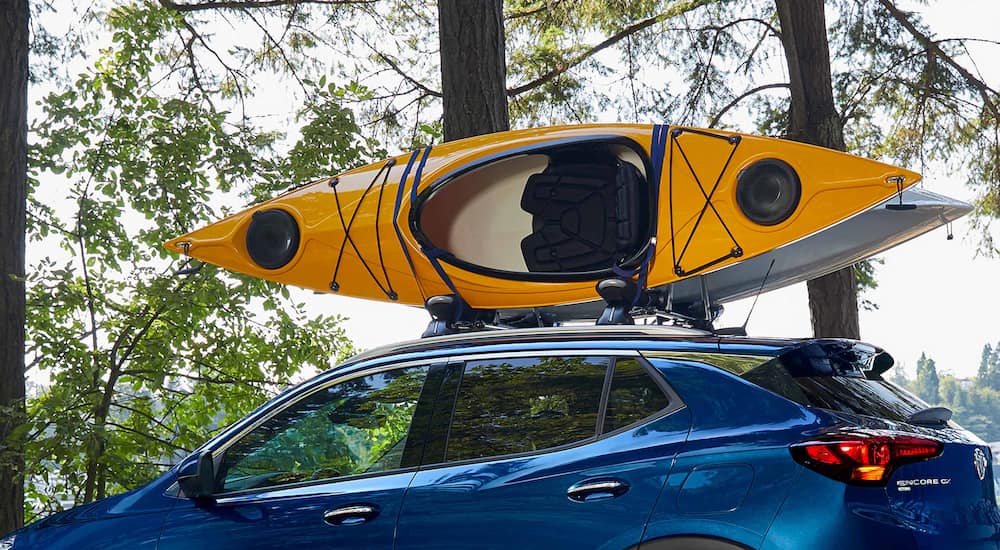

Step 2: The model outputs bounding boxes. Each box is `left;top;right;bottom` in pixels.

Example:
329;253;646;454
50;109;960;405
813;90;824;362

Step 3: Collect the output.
323;504;380;526
566;479;630;502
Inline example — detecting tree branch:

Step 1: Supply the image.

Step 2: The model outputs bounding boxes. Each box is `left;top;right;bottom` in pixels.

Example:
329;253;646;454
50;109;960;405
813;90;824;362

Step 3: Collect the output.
877;0;1000;120
110;401;182;436
504;0;566;21
708;83;790;128
106;421;190;451
371;50;442;98
507;0;714;97
160;0;374;12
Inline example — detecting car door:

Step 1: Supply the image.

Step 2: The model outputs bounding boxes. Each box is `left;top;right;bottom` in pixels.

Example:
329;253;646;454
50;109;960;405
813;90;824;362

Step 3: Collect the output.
395;352;692;549
159;362;443;550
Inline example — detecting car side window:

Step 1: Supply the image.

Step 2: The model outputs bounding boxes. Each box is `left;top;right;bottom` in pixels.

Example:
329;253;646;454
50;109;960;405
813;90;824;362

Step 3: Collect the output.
217;365;429;493
444;356;609;462
603;358;670;433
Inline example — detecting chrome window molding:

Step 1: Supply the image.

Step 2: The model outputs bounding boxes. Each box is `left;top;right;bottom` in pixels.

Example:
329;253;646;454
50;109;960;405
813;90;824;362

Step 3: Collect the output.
443;348;640;363
213;468;420;505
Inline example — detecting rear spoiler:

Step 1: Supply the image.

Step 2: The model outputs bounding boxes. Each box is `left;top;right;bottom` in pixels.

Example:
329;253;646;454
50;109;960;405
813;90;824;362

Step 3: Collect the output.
775;339;895;379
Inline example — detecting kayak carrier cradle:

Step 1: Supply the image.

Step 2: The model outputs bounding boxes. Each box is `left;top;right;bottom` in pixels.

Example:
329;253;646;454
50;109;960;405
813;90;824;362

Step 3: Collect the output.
419;276;722;338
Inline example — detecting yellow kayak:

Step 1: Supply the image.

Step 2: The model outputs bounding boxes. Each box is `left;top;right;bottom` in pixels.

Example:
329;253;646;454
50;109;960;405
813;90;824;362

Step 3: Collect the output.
164;124;921;310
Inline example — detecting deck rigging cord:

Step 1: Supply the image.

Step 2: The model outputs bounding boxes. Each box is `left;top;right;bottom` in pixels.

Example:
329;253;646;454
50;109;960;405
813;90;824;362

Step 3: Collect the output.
669;127;744;277
330;158;399;300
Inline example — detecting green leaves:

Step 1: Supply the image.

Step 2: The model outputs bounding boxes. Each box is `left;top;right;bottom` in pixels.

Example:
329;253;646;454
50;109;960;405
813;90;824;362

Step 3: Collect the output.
895;348;1000;442
24;1;361;519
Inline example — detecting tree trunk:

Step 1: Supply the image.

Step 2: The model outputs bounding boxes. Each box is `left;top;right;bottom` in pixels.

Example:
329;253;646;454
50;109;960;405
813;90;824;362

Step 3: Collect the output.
775;0;860;339
0;0;29;533
437;0;509;141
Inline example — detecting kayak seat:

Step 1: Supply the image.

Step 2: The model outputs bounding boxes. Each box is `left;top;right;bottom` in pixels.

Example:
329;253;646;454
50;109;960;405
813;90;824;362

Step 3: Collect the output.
520;160;644;272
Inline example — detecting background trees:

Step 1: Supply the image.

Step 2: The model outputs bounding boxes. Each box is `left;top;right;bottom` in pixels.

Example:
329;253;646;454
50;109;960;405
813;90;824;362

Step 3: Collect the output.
897;346;1000;441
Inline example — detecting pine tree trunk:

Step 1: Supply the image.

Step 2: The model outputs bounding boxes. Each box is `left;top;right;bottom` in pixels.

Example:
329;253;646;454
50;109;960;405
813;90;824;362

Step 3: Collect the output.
437;0;509;141
775;0;860;339
0;0;29;533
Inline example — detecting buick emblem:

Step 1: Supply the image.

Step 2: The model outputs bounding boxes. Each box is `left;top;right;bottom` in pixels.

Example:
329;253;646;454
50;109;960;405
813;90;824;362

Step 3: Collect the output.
974;448;988;481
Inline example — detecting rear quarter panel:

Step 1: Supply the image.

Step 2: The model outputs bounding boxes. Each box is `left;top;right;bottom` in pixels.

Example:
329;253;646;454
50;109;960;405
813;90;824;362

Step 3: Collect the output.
642;357;828;549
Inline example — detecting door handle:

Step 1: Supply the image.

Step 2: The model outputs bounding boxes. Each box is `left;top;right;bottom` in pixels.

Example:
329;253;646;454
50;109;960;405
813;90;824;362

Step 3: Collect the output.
323;504;380;526
566;479;630;502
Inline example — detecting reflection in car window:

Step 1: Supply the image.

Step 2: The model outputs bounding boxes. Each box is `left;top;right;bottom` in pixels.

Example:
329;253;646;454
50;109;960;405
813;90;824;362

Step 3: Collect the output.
603;359;669;433
790;376;929;422
445;356;608;462
218;366;429;492
741;359;929;422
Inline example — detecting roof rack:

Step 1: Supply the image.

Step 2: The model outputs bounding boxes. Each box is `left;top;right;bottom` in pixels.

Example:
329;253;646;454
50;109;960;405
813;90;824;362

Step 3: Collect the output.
418;275;724;339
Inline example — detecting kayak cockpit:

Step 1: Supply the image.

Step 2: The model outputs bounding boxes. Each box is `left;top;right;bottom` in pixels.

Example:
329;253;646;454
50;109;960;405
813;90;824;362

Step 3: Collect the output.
414;139;653;280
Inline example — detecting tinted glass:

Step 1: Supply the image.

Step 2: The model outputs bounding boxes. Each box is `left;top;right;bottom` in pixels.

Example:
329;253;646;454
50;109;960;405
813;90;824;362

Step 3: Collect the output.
788;375;929;421
218;366;428;492
603;358;670;433
706;354;932;423
445;356;608;462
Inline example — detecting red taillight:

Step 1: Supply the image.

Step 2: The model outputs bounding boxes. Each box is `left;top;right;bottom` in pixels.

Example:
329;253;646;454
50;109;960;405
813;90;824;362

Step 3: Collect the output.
790;431;943;485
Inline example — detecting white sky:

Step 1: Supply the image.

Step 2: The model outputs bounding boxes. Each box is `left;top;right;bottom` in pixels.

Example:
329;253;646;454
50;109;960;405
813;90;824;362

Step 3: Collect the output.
302;0;1000;380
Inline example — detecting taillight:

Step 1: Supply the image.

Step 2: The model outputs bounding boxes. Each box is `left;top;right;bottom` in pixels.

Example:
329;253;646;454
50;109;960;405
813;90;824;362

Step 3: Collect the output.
790;431;943;485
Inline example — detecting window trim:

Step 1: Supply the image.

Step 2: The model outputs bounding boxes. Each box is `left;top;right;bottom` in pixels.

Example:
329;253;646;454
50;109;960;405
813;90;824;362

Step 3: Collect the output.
419;352;686;473
207;358;444;498
214;467;421;505
597;357;686;438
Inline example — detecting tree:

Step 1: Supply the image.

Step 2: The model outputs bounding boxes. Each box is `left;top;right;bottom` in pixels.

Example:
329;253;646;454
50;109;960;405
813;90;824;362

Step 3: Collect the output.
978;343;992;386
0;0;29;534
774;0;858;338
987;340;1000;391
437;0;509;141
889;360;908;387
914;352;940;404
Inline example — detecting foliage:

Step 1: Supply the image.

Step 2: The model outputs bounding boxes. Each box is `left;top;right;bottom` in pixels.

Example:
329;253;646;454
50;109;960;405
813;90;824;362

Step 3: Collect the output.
22;3;369;519
220;366;426;490
895;347;1000;442
913;352;940;403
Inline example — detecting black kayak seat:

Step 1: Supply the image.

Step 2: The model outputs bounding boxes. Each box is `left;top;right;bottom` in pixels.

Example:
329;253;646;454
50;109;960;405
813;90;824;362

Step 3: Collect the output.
520;160;644;272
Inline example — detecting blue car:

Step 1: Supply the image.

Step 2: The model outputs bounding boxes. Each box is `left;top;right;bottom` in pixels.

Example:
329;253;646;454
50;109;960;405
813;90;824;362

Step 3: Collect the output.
4;326;999;549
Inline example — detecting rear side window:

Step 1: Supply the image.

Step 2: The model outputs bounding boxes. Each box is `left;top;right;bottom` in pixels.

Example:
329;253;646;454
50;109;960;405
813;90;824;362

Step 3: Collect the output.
698;344;930;423
604;358;670;433
772;371;928;421
445;356;608;462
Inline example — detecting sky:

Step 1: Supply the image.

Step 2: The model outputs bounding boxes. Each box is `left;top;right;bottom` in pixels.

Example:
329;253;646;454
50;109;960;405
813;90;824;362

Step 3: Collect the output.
294;0;1000;381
